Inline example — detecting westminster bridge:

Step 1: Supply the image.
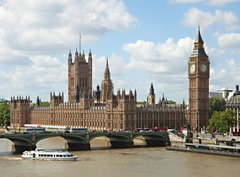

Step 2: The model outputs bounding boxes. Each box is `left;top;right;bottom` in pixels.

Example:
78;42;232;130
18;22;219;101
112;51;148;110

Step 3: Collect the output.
0;131;170;153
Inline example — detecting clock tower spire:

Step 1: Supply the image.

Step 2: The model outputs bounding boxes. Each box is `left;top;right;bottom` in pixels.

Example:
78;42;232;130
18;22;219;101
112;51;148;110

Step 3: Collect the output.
188;26;210;131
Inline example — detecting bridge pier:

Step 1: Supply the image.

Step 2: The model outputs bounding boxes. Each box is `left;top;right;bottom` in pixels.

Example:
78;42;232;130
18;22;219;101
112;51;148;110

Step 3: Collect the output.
67;142;90;151
110;140;134;149
144;139;167;147
14;143;34;154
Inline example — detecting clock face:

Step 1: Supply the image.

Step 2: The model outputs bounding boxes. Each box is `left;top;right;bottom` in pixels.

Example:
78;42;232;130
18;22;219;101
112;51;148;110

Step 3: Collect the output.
200;64;207;72
190;64;195;73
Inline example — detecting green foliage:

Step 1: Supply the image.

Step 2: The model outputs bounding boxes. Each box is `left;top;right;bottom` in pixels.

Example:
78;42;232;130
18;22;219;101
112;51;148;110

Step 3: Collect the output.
0;103;10;128
207;109;236;133
209;97;226;118
166;100;176;105
32;101;50;107
137;101;146;104
40;101;50;107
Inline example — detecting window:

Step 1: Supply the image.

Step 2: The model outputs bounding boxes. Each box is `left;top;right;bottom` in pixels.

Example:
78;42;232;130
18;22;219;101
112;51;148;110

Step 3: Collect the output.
71;78;74;86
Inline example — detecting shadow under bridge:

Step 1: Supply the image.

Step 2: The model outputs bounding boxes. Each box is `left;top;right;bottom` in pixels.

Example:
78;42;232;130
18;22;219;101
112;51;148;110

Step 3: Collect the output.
132;131;170;147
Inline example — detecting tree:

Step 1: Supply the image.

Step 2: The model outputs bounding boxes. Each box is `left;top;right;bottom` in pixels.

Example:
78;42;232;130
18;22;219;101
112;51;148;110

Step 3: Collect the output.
209;97;226;118
0;103;10;129
207;109;236;134
40;101;50;107
166;100;176;105
32;101;50;107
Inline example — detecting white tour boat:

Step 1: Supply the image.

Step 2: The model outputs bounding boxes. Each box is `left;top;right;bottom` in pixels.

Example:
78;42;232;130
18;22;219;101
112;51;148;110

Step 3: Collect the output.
21;149;78;161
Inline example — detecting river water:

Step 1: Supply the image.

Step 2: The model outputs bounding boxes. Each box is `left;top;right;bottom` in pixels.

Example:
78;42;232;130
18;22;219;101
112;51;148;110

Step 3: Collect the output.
0;147;239;177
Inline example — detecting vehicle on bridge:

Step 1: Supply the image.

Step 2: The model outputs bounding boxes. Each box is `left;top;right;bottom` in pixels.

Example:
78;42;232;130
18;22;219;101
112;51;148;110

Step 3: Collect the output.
69;127;88;133
24;124;69;133
23;127;45;134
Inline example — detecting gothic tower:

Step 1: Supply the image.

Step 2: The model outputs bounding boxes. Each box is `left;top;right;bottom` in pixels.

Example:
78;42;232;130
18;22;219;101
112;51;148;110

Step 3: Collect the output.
188;27;210;131
100;58;114;103
147;83;155;106
10;96;31;127
68;49;92;102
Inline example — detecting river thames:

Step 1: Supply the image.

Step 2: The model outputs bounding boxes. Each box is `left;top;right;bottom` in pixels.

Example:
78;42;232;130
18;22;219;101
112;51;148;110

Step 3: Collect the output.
0;147;239;177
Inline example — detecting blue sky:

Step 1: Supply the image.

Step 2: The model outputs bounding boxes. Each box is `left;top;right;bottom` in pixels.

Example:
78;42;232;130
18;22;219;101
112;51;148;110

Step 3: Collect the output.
0;0;240;103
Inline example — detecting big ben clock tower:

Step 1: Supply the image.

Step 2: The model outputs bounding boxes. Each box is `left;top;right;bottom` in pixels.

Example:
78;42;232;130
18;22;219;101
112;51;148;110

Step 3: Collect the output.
188;27;210;131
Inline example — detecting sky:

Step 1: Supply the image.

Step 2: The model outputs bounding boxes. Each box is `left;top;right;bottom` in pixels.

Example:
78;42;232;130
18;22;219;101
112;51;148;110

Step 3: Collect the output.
0;0;240;104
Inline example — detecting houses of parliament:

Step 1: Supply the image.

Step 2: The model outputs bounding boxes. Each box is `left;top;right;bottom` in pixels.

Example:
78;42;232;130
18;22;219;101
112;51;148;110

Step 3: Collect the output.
10;28;210;132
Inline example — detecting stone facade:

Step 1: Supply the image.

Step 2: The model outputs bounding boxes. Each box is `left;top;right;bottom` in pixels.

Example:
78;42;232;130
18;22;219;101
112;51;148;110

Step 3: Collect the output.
10;41;190;131
68;49;92;102
226;85;240;133
188;27;210;131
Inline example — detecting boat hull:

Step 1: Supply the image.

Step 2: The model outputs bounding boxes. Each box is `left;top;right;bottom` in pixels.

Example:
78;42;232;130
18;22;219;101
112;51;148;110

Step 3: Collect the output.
166;146;240;157
21;149;78;161
21;156;78;161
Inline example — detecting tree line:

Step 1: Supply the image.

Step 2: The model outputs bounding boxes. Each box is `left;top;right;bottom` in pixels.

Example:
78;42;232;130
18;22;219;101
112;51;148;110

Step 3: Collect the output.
0;103;10;129
207;97;236;134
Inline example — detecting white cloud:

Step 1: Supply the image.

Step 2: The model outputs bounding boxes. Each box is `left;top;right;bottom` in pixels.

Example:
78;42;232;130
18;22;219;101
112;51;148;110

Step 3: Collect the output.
0;0;136;100
123;38;193;74
0;0;136;55
217;33;240;47
170;0;203;3
182;8;239;30
31;55;62;67
210;58;240;92
121;38;195;102
208;0;239;6
170;0;239;6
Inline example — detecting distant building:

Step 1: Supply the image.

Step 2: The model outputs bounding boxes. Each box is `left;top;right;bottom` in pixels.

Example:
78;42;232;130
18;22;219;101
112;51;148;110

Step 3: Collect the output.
209;88;233;101
209;92;223;99
226;85;240;133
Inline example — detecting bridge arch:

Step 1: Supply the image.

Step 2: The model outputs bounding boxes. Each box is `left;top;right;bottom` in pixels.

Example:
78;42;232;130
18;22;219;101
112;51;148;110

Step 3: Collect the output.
133;136;147;146
90;136;111;149
0;138;14;152
89;133;133;149
132;132;169;147
36;136;67;149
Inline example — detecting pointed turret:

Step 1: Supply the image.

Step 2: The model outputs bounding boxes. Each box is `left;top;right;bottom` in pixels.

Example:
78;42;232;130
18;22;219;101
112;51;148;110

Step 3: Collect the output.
75;48;79;61
88;49;92;64
104;58;111;80
68;49;72;64
89;49;92;57
162;93;165;101
100;58;114;103
147;83;155;106
82;50;86;62
149;83;154;96
191;26;208;57
195;25;204;45
134;89;137;101
36;96;40;107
